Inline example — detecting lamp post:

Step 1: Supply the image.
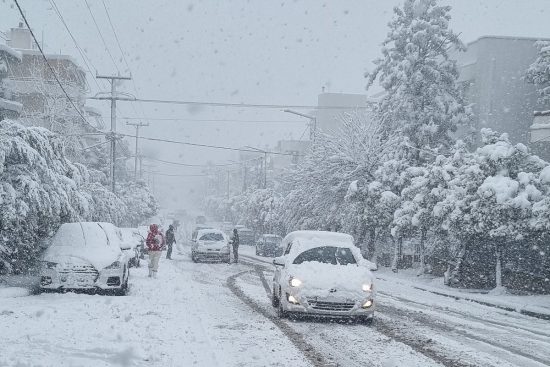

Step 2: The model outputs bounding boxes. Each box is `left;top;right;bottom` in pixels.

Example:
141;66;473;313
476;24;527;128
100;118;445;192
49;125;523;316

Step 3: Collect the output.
283;109;317;143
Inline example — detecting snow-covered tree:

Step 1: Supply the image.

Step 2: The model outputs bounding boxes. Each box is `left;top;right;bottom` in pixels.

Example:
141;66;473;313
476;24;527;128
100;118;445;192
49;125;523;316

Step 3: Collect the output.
280;112;398;235
117;179;159;227
0;120;154;274
526;41;550;105
366;0;471;160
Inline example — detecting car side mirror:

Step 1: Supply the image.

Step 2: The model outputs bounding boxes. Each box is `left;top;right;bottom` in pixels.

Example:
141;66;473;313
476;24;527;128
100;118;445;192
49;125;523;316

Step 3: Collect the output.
273;257;285;267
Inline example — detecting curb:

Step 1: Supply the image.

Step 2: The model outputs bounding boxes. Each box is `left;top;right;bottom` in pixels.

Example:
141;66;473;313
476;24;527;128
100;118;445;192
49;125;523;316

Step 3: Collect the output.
411;285;550;321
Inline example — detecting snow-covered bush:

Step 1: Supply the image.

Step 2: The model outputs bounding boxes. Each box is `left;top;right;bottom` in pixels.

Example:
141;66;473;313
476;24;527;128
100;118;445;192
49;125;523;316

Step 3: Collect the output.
0;120;155;274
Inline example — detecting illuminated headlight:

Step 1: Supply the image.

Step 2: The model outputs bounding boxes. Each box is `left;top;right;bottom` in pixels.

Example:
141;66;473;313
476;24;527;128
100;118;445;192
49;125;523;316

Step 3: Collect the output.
362;283;373;292
42;261;57;269
289;277;302;287
105;261;121;269
287;294;299;304
362;300;373;309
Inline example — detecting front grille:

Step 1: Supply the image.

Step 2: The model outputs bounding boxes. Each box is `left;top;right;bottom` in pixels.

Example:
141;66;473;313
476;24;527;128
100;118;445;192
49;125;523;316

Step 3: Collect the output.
58;264;99;283
307;299;355;312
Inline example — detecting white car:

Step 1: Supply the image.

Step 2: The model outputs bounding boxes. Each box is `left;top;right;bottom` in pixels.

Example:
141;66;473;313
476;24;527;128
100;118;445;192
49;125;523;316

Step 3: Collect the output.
119;228;142;268
191;229;231;263
39;222;130;296
272;231;376;324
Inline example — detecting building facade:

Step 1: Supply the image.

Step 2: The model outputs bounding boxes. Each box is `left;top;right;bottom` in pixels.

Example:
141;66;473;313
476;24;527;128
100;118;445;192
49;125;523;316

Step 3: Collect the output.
314;92;370;135
451;36;550;157
0;43;22;120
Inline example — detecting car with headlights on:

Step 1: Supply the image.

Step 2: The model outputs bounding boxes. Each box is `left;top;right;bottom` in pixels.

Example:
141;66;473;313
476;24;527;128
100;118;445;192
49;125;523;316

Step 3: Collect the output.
191;229;231;263
39;222;130;296
271;231;376;324
256;234;283;257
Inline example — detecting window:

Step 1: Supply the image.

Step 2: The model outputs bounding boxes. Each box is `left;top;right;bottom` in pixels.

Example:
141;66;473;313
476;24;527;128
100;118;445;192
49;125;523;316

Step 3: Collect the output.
293;246;357;265
199;233;224;241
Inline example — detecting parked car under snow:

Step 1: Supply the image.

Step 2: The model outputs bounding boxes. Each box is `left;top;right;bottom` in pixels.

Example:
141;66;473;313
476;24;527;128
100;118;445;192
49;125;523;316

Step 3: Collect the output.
256;234;283;257
119;228;143;268
39;222;130;295
272;231;376;324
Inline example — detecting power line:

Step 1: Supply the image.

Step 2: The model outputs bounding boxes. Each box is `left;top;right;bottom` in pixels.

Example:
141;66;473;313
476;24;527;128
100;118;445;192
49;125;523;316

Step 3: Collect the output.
142;171;212;178
121;117;307;123
143;155;263;167
100;0;151;128
83;0;120;74
117;133;303;156
12;0;102;134
48;0;102;90
132;98;373;110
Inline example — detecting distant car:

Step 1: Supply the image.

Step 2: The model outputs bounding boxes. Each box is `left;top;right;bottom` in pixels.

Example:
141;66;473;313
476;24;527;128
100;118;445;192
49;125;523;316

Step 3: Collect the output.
237;227;255;246
119;228;142;268
272;231;376;324
191;225;213;242
39;222;130;296
191;228;231;263
256;234;283;257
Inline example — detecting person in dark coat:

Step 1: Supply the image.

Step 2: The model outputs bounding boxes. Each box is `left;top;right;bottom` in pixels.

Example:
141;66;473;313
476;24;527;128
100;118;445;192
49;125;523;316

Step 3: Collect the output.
165;224;176;260
230;228;240;263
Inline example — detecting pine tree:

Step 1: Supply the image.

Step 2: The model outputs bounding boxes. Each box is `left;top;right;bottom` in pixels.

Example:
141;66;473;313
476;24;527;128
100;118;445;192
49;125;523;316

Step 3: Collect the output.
366;0;471;160
526;40;550;106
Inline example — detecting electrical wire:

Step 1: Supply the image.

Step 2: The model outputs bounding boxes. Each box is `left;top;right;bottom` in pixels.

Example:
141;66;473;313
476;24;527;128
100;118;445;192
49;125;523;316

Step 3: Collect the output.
100;0;151;127
141;171;212;177
133;98;372;110
83;0;120;74
121;117;306;123
48;0;102;90
12;0;104;135
142;155;263;167
117;133;302;156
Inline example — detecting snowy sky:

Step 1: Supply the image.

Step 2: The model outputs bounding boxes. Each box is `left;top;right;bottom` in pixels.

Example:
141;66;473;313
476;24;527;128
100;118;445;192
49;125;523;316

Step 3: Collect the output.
1;0;549;210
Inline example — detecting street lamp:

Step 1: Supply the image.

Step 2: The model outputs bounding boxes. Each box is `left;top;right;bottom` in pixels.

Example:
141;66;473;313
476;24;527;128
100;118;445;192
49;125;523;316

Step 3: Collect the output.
283;109;317;142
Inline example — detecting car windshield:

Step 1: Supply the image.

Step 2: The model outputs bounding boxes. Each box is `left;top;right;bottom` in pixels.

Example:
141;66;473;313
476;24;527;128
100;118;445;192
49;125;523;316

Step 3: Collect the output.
265;237;281;244
199;233;224;241
293;246;357;266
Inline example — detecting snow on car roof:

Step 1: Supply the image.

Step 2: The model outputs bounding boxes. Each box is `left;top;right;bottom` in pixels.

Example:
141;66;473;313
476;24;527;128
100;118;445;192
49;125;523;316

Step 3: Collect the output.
45;222;122;269
197;228;225;236
283;230;354;247
51;222;109;247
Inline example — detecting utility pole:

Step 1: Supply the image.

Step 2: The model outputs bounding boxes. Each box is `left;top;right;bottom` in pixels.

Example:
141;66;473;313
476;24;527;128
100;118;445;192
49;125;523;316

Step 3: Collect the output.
263;151;267;189
126;121;149;180
92;74;133;193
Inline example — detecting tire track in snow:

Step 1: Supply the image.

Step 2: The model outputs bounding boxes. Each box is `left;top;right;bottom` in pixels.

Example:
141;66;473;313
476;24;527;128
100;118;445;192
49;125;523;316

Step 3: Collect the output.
227;270;334;367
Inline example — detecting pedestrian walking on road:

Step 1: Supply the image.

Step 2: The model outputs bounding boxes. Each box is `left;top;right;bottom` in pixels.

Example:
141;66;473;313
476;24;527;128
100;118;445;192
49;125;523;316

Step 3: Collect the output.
230;228;240;263
165;224;176;260
146;224;165;278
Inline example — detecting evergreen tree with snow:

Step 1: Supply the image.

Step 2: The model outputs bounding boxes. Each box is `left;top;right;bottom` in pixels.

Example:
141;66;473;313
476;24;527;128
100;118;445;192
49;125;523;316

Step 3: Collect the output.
526;40;550;106
366;0;471;161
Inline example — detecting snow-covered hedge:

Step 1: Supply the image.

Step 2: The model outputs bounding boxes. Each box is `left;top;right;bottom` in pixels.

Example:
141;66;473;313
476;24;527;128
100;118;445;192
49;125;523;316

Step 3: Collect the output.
0;120;157;274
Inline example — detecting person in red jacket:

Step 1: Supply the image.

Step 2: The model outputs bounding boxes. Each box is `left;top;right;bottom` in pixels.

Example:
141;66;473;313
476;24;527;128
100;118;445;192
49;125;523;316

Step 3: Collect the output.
146;224;165;278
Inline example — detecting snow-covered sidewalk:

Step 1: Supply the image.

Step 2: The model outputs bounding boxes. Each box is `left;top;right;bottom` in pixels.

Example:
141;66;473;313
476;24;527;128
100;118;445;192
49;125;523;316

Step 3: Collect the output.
376;268;550;319
0;252;311;367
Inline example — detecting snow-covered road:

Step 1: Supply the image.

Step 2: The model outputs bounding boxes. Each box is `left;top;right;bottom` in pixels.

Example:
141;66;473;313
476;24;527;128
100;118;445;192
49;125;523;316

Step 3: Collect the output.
1;246;549;367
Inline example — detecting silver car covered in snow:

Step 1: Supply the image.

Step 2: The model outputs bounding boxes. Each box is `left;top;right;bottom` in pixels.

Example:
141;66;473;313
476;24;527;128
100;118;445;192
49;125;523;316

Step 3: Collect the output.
191;228;231;263
39;222;130;295
272;231;376;323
